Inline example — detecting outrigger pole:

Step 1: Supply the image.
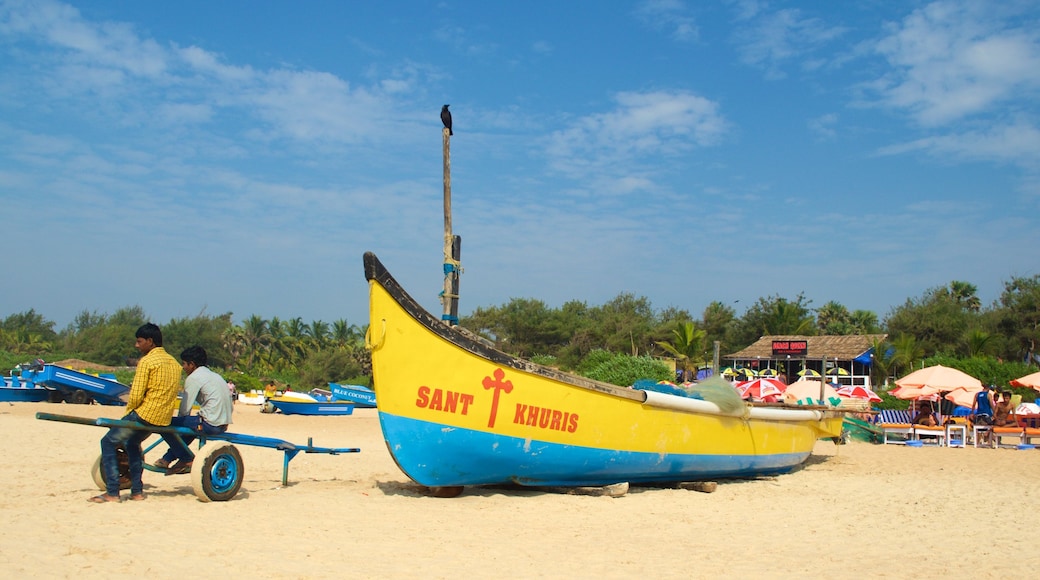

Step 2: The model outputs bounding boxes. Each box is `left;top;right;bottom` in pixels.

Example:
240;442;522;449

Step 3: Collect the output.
441;122;461;326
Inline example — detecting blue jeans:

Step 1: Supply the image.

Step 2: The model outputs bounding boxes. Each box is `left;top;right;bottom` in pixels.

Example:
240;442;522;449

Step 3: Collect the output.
160;416;228;463
100;411;154;496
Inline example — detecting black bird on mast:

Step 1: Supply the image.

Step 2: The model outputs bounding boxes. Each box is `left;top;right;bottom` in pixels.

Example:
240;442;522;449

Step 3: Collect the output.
441;104;453;135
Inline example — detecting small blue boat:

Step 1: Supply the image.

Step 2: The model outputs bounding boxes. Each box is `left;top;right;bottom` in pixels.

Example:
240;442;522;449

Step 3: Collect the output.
0;376;51;402
268;396;356;416
23;364;128;405
328;383;377;408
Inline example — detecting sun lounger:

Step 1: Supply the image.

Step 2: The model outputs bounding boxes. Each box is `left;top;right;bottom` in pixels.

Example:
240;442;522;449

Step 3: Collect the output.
992;426;1025;447
876;410;913;444
911;413;946;446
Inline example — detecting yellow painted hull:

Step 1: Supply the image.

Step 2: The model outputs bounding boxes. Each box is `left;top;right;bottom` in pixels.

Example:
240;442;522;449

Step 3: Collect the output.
364;253;843;487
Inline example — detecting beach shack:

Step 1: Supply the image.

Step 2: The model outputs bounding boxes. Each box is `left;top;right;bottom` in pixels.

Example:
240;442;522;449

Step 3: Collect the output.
724;334;886;389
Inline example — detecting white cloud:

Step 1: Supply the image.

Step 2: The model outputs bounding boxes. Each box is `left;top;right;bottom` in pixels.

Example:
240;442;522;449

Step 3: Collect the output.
808;113;838;140
545;90;728;189
732;6;846;79
635;0;699;42
867;0;1040;126
876;119;1040;168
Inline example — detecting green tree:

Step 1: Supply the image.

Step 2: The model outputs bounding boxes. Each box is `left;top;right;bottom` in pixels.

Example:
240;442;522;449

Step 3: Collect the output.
655;321;706;382
947;280;981;312
241;315;271;370
890;334;925;376
816;301;850;335
884;286;974;356
731;294;815;347
994;274;1040;364
588;293;657;356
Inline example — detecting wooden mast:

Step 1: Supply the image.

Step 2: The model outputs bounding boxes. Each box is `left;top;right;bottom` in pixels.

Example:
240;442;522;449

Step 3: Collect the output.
441;126;461;325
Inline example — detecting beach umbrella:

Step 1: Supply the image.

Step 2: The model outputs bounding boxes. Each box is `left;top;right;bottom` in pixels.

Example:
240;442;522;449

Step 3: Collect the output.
783;379;839;405
836;385;882;403
827;367;850;376
731;368;756;381
895;364;982;393
944;387;980;409
735;377;787;402
758;368;779;377
1010;371;1040;390
797;369;821;378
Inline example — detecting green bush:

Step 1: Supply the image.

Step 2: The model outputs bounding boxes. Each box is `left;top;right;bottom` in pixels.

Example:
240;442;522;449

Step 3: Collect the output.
224;371;261;393
581;353;672;386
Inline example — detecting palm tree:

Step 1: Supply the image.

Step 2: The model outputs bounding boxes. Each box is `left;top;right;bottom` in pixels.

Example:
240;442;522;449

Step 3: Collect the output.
763;299;816;336
816;301;849;334
221;326;246;370
331;319;363;348
948;281;981;312
868;338;896;388
655;322;706;382
891;334;925;377
241;315;272;371
307;320;330;350
965;329;992;358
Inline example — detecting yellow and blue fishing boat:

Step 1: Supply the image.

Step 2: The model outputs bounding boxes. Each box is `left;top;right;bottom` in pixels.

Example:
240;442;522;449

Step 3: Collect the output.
364;252;843;489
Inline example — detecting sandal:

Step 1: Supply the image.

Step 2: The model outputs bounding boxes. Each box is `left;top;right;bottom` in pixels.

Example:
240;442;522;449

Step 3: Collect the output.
128;493;146;501
166;460;193;475
88;494;121;503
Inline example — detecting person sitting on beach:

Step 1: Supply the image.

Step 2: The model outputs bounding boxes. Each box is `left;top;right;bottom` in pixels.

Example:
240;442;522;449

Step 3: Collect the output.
913;401;937;427
993;391;1017;427
155;346;234;475
972;384;995;426
92;323;181;503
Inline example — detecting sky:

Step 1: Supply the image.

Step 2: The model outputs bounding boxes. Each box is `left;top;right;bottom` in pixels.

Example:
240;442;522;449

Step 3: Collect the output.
2;0;1039;332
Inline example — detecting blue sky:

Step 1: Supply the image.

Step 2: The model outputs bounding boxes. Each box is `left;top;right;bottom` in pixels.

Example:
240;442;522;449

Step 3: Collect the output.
2;0;1038;331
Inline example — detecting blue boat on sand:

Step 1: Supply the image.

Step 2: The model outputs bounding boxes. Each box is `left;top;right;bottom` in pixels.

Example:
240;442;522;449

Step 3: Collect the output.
0;376;51;402
328;383;377;408
268;395;356;416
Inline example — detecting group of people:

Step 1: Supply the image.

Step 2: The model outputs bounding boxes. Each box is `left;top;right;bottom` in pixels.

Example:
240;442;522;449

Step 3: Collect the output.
89;323;234;503
970;383;1019;427
910;383;1020;430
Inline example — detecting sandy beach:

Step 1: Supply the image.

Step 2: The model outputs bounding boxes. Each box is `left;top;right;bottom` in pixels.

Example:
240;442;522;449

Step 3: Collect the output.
2;401;1038;579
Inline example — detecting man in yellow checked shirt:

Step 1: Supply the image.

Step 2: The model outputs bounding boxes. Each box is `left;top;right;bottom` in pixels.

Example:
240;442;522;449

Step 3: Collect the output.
89;323;181;503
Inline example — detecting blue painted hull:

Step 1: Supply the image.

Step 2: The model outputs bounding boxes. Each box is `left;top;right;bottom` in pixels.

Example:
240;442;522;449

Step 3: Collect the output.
379;412;808;487
23;364;128;405
0;387;51;402
270;399;356;416
328;383;377;408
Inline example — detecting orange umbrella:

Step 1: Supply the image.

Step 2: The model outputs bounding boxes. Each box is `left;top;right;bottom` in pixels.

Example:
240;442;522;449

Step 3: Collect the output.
1010;371;1040;390
944;387;980;409
895;364;982;393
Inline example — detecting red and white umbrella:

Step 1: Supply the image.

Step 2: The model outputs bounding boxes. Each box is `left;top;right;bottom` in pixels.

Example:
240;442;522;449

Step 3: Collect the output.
736;377;787;402
836;385;882;403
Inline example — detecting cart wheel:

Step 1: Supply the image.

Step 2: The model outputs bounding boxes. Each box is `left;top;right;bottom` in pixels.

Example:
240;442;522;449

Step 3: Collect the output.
190;443;244;502
70;390;93;405
91;450;132;491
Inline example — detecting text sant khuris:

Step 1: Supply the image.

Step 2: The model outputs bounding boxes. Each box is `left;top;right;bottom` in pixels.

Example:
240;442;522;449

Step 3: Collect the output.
414;369;579;433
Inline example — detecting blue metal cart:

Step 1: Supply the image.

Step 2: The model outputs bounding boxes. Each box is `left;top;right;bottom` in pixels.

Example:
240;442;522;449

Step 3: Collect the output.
36;412;360;502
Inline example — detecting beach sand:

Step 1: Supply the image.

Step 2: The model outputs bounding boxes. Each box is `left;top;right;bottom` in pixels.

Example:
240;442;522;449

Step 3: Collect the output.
2;401;1038;578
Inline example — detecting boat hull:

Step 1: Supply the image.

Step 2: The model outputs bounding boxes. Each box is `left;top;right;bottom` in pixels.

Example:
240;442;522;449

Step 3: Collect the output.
268;398;356;416
0;386;51;402
364;252;843;488
329;383;377;408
